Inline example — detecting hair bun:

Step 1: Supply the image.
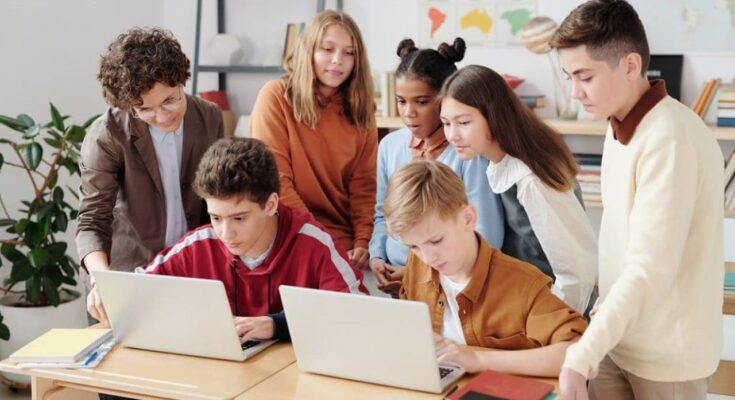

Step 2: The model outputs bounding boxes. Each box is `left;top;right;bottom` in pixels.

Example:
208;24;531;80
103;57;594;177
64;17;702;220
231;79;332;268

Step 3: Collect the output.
396;38;418;58
437;37;466;63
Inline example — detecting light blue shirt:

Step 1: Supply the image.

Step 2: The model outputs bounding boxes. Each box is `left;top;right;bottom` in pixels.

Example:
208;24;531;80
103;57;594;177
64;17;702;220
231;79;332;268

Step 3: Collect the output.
149;122;187;247
368;128;505;266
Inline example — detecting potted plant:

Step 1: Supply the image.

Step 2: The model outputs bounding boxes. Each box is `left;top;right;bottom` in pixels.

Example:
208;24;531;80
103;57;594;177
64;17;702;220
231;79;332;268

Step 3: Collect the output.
0;104;97;384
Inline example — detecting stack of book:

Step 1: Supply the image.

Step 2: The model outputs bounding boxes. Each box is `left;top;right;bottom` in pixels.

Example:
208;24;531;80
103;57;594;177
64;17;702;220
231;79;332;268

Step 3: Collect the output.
575;153;602;204
726;271;735;293
9;328;114;369
724;151;735;211
716;83;735;127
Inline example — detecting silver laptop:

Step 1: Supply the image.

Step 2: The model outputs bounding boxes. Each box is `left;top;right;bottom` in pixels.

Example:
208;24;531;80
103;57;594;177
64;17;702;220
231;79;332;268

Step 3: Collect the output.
279;285;464;393
92;270;276;361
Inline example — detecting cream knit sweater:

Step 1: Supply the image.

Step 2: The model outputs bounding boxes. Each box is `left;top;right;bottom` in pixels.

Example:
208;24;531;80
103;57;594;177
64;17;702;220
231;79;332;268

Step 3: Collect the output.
564;96;724;381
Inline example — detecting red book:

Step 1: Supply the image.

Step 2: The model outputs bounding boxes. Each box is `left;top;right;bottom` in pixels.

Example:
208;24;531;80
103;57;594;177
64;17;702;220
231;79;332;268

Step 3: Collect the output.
198;90;230;111
449;370;555;400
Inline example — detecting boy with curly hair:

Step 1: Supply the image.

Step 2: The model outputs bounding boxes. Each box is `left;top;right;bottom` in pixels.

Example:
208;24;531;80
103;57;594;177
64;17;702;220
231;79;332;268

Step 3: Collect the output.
77;27;223;323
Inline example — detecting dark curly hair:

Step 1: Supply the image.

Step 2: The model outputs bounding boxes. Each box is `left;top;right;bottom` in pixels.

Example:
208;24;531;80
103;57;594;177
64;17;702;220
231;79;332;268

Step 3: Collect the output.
98;27;190;110
193;138;281;207
395;37;466;91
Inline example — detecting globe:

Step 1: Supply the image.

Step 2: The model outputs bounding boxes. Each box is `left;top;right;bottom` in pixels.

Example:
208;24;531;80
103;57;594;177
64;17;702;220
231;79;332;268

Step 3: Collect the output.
520;16;558;55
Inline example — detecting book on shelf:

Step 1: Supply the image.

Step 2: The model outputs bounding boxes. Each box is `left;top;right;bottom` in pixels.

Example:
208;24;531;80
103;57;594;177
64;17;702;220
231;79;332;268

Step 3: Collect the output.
574;153;602;166
10;328;112;363
447;369;555;400
693;78;720;118
725;271;735;291
716;82;735;127
519;94;545;110
282;22;305;69
379;71;398;117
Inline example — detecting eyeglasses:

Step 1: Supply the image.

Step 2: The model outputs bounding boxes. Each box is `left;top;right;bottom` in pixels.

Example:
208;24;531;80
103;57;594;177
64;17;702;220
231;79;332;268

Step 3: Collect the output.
133;89;184;121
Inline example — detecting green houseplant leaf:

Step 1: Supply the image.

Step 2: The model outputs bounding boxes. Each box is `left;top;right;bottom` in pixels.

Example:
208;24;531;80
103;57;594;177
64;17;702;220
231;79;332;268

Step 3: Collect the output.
24;142;43;170
0;105;97;339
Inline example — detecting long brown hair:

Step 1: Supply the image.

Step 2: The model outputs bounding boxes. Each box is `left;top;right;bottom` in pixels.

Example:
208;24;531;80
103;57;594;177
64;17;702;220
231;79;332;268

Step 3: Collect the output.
284;10;375;132
441;65;578;191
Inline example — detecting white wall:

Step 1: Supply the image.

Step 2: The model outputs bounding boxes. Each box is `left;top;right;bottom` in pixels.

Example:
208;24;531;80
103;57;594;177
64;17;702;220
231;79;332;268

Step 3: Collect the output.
175;0;735;124
0;0;165;283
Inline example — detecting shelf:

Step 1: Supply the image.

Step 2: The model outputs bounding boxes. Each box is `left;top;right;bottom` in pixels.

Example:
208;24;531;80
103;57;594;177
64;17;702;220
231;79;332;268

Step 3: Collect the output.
375;116;735;140
198;65;285;74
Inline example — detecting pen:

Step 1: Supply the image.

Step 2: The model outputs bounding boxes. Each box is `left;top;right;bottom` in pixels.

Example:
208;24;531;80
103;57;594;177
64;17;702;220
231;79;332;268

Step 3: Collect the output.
83;350;100;366
443;384;459;400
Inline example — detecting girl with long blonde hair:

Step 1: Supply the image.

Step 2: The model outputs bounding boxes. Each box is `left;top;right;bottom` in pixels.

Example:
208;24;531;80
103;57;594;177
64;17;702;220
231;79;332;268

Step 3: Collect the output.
250;10;376;269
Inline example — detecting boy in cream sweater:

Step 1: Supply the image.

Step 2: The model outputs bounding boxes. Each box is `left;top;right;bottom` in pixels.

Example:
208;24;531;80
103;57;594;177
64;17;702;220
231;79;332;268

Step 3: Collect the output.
551;1;724;399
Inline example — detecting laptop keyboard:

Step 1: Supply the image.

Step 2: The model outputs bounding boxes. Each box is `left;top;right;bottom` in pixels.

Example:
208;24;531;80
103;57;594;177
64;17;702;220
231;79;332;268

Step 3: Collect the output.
439;367;454;379
241;340;261;350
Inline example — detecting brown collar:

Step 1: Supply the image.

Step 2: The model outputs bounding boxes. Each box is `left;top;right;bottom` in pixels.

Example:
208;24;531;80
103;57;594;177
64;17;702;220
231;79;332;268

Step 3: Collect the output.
610;79;668;145
419;233;494;304
409;126;448;160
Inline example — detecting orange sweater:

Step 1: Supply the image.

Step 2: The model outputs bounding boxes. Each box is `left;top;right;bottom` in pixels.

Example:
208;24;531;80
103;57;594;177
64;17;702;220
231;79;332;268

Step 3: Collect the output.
250;80;377;250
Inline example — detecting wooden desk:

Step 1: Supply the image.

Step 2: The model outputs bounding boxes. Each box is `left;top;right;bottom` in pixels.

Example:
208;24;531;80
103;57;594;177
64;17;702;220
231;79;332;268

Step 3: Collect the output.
236;363;559;400
0;343;295;400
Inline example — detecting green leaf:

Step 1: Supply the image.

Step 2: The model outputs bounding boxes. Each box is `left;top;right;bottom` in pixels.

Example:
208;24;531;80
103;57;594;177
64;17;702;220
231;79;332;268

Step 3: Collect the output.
49;103;64;131
24;221;47;247
24;142;42;170
43;137;62;149
28;248;49;268
82;114;100;129
36;203;55;220
14;218;28;235
48;169;58;189
53;187;64;204
42;277;61;306
22;124;41;139
0;218;16;227
17;114;35;128
65;125;85;143
26;276;41;304
52;210;68;232
10;260;33;282
0;114;26;132
1;243;25;263
0;323;9;341
46;242;67;258
0;153;4;170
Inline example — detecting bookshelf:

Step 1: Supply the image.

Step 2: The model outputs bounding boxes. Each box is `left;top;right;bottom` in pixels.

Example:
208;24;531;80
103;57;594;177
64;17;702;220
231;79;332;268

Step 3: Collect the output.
376;116;735;216
191;0;342;94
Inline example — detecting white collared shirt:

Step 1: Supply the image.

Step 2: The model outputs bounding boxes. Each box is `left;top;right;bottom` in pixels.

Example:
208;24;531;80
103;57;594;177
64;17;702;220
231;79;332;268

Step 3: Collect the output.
485;155;597;313
149;122;187;247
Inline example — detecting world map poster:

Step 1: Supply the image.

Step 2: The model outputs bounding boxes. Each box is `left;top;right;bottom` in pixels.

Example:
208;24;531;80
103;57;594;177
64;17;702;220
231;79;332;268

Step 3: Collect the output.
418;0;536;47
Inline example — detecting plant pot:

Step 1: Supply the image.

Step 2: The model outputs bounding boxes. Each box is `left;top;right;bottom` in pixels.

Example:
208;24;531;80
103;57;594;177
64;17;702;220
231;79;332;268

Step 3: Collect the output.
0;289;87;385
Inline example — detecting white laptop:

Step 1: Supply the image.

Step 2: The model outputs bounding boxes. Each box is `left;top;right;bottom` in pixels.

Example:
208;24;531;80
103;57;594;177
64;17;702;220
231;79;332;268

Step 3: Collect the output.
92;270;276;361
279;285;464;393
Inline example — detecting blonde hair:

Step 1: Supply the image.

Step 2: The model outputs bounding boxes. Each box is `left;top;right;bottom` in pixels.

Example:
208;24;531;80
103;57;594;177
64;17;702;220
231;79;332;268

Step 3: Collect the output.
384;160;468;235
284;10;376;132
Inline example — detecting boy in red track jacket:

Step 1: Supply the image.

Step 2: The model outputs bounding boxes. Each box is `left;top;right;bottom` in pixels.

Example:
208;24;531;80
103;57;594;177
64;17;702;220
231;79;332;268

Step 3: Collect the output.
134;138;367;342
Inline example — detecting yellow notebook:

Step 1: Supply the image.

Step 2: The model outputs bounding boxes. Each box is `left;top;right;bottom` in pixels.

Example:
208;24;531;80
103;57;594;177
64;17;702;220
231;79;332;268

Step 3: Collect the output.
10;328;112;363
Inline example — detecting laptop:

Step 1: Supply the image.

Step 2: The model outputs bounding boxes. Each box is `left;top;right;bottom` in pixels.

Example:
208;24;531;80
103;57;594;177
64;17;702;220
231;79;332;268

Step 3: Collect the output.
279;285;465;393
92;270;276;361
